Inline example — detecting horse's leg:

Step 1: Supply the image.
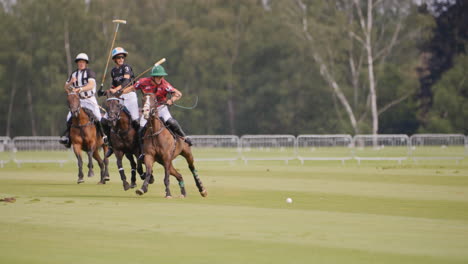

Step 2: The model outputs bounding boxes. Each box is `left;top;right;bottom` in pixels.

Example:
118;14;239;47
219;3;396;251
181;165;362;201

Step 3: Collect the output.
163;160;172;198
169;164;186;198
136;155;154;196
73;144;84;184
136;154;145;180
117;151;131;191
92;147;106;184
181;147;207;197
87;150;94;178
125;153;137;188
102;144;110;181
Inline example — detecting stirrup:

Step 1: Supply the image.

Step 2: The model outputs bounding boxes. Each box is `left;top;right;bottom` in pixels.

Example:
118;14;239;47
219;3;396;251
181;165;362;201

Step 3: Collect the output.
59;136;69;145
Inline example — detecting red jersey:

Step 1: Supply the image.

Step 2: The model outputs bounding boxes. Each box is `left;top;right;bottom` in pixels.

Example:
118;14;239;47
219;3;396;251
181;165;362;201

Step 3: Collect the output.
134;77;175;102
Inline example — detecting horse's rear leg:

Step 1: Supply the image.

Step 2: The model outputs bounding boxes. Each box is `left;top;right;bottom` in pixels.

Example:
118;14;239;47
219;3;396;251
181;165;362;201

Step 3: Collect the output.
73;145;84;184
136;155;154;196
181;148;207;197
102;145;110;180
92;148;107;184
169;165;186;198
125;153;137;188
87;150;94;178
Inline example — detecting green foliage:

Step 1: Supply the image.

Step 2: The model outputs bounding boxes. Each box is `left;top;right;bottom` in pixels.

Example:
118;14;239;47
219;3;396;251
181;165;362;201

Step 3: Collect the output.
0;0;459;136
423;54;468;133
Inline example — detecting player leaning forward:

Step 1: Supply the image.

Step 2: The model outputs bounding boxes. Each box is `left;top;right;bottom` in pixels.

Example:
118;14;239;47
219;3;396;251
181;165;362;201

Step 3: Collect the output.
59;53;107;147
122;64;193;156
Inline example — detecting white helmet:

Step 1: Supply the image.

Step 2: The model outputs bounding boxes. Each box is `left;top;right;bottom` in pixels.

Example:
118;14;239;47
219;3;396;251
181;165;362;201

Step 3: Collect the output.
75;53;89;63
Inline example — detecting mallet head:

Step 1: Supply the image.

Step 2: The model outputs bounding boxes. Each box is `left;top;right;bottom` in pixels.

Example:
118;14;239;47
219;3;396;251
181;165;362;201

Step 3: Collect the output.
112;19;127;24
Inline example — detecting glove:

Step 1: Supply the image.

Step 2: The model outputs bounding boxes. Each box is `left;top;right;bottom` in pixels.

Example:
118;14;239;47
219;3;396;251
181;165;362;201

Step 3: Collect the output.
97;88;106;97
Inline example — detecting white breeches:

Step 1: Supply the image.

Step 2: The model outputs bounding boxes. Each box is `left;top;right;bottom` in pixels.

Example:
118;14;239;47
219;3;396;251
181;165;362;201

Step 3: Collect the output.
67;97;102;121
139;105;172;127
120;92;139;121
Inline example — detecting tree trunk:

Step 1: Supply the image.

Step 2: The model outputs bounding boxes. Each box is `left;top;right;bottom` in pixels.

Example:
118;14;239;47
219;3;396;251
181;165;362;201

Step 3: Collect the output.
6;64;19;137
365;0;379;143
64;19;72;75
27;86;37;136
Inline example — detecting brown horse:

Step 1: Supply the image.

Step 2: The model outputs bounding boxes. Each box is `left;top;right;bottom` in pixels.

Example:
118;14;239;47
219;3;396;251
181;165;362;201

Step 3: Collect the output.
105;92;144;190
66;90;109;184
136;93;207;198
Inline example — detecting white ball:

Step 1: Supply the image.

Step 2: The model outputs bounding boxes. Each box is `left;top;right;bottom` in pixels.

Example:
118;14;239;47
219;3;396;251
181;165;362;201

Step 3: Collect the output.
286;197;293;204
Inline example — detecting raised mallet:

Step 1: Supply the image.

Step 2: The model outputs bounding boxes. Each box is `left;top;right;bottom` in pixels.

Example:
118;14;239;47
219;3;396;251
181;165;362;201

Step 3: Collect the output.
99;19;127;91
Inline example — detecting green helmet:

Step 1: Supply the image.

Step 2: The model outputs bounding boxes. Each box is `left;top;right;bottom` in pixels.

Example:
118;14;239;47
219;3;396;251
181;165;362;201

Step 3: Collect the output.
151;65;168;76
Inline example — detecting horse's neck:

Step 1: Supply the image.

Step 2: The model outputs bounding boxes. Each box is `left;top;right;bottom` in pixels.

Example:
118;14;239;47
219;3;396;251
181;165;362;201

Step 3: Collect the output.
73;109;91;125
117;111;130;130
150;115;163;130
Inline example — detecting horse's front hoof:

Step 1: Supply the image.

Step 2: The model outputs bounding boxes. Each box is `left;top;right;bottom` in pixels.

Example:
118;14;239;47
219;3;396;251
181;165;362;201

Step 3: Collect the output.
165;195;173;199
200;189;208;197
179;194;186;198
88;172;94;178
77;179;85;184
123;182;131;191
149;175;155;184
130;182;137;188
97;180;106;185
140;173;146;180
103;175;110;181
136;189;145;196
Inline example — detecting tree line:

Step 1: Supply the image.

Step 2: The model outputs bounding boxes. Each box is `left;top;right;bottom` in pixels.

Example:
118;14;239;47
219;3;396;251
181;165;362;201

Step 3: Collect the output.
0;0;466;137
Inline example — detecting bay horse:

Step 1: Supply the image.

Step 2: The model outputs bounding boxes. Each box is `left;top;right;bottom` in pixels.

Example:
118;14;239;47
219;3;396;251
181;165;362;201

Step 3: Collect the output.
136;93;207;198
105;92;144;190
66;90;109;184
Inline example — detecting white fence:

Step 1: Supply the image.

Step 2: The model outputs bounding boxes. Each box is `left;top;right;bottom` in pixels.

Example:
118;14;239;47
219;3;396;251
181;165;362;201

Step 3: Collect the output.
353;134;410;164
240;135;296;164
296;135;353;164
0;137;12;168
0;134;467;166
410;134;466;164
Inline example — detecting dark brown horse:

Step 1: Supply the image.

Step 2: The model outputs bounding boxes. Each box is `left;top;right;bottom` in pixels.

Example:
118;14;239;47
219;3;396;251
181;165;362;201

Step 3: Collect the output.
66;90;109;184
136;93;207;198
105;92;144;190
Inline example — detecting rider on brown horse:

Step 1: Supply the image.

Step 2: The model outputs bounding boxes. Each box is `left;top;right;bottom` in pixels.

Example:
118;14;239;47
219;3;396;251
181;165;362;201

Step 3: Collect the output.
122;64;193;160
60;53;107;147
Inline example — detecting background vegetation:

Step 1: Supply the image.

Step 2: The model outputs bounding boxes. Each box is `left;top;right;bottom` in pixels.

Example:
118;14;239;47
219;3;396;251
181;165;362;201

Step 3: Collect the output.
0;0;466;136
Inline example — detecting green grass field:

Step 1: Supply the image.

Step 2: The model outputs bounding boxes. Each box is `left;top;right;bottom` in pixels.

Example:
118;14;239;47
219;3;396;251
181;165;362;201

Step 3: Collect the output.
1;156;468;264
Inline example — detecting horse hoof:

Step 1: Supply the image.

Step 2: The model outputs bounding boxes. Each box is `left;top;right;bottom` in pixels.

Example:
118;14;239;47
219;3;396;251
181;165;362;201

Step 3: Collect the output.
77;179;84;184
140;173;146;180
104;176;110;181
165;196;172;199
200;189;208;197
98;180;106;185
179;195;186;198
136;189;145;196
149;175;155;184
130;183;137;188
123;182;131;191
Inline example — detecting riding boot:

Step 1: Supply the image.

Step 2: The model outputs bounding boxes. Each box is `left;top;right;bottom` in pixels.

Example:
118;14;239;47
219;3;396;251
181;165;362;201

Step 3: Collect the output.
101;118;113;158
96;121;108;145
137;125;147;161
59;118;72;148
166;118;193;146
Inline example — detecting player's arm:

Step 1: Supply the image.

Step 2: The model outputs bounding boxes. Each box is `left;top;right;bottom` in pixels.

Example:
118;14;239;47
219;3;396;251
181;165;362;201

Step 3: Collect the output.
167;88;182;105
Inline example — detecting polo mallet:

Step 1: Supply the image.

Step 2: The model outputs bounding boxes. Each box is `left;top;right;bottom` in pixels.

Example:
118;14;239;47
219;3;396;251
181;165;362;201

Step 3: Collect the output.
99;19;127;93
121;58;167;90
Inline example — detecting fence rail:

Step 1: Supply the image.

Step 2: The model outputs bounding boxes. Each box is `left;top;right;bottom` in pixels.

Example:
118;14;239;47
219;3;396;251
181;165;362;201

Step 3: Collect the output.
0;134;467;166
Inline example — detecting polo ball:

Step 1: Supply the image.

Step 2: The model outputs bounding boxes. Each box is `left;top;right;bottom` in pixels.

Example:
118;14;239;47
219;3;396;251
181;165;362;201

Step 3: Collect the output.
286;197;293;204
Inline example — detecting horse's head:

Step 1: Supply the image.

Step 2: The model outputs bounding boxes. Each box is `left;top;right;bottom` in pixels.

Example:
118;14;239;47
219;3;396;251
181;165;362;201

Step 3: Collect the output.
66;88;81;118
105;92;123;126
142;93;159;120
